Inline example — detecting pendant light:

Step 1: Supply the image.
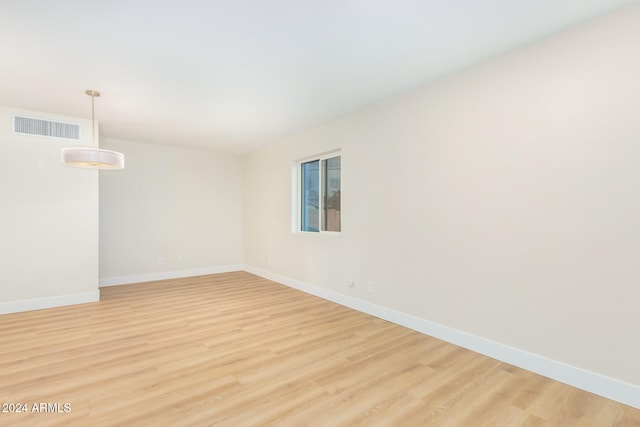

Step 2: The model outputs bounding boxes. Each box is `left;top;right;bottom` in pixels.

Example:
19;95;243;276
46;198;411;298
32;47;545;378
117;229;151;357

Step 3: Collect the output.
61;90;125;170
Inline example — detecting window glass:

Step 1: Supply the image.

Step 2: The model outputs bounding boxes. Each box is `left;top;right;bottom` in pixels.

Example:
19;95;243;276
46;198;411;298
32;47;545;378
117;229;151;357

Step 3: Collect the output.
301;160;319;232
297;153;340;234
322;156;341;232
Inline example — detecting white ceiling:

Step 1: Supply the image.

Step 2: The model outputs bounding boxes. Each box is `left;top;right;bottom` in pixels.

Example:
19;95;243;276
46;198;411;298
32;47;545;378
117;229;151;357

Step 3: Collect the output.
0;0;636;154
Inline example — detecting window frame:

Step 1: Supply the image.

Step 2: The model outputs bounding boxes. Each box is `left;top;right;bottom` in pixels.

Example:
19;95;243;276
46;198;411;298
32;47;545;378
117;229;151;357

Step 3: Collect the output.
292;150;341;236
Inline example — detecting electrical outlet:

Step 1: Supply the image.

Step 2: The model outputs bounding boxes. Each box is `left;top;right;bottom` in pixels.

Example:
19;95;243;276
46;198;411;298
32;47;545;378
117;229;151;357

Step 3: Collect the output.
366;281;373;293
347;280;356;288
177;255;183;263
158;257;166;265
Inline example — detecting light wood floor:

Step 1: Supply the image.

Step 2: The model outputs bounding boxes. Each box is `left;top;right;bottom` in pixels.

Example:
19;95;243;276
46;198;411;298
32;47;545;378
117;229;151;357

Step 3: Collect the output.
1;272;638;426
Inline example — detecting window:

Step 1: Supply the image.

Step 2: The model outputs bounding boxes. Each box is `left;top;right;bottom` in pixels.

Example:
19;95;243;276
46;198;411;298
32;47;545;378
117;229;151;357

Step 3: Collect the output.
296;152;341;233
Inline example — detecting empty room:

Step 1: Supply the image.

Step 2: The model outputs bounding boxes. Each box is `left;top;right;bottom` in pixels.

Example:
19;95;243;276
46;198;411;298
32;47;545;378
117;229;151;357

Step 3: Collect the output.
1;1;639;425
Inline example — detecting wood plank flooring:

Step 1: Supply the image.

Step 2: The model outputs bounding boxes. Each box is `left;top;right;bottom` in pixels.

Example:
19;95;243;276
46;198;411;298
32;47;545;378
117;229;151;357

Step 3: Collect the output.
0;272;638;426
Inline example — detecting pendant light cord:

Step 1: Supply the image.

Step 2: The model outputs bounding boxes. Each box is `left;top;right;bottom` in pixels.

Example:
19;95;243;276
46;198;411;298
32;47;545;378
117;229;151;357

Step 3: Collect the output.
86;89;100;148
91;92;96;148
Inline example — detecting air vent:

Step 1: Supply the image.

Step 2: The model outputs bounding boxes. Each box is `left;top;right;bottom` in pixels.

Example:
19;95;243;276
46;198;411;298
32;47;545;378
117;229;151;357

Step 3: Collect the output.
13;115;80;140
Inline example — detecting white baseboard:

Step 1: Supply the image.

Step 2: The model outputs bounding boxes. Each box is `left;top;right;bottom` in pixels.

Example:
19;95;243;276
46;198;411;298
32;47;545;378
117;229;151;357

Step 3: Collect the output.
243;265;640;410
0;291;100;315
99;265;244;287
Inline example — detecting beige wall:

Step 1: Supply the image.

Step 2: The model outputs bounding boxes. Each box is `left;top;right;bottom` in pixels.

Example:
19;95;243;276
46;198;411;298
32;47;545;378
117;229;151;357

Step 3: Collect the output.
244;4;640;388
0;106;99;312
99;138;244;281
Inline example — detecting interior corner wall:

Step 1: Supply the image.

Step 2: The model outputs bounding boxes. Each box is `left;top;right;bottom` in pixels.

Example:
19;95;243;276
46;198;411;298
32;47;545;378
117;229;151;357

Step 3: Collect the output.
244;3;640;394
98;138;244;284
0;106;99;314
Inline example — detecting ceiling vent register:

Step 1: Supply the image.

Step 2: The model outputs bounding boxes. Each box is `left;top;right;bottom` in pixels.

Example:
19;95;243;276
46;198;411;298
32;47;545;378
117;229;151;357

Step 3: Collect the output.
13;115;80;140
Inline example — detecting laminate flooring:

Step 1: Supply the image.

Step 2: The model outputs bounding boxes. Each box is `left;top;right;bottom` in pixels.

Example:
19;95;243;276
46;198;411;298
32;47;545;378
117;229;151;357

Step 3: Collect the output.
1;272;638;426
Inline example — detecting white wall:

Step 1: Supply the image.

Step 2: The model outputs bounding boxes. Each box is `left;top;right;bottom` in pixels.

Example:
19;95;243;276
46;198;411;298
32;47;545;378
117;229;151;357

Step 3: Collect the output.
0;106;99;313
99;138;244;284
244;3;640;400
